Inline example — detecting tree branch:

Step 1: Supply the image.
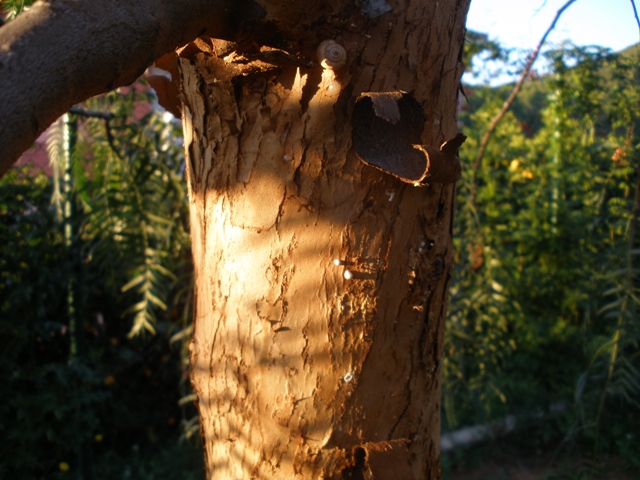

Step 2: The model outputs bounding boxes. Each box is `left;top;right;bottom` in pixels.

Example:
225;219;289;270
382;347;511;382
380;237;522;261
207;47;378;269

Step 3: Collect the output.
0;0;263;177
68;106;114;121
470;0;577;201
630;0;640;38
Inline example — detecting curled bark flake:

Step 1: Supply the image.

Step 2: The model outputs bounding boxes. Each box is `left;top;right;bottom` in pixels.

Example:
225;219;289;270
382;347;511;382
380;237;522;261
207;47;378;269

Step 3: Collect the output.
352;91;466;185
177;36;215;58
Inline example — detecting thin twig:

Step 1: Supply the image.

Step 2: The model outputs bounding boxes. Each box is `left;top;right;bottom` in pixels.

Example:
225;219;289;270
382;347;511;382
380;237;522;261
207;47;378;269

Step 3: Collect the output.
470;0;578;201
630;0;640;39
69;106;114;120
68;106;123;159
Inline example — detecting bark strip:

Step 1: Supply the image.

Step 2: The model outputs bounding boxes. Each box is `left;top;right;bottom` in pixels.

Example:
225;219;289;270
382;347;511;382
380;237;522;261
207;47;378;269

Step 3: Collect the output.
352;91;465;185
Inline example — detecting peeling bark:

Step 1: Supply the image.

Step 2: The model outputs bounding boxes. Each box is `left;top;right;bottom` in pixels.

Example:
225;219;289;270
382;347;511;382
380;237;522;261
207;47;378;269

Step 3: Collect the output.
183;1;470;478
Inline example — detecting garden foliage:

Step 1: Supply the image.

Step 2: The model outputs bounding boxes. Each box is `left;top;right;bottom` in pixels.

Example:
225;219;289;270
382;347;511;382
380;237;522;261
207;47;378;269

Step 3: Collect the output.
447;42;640;462
0;84;199;478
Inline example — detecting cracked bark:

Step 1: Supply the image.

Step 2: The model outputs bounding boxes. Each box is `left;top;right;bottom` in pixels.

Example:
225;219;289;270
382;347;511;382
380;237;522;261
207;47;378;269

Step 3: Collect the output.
183;1;470;478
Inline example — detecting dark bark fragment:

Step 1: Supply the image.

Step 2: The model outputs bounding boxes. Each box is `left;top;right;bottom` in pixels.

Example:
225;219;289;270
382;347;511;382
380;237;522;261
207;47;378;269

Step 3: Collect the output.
352;91;466;185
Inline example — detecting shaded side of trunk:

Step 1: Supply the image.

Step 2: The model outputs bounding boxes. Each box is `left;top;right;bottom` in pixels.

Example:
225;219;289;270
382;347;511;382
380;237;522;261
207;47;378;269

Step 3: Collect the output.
181;1;470;478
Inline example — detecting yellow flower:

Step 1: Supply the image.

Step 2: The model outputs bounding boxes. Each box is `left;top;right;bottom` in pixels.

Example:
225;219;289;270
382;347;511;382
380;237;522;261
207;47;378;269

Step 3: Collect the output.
94;434;104;442
509;159;520;171
522;169;534;179
59;462;70;471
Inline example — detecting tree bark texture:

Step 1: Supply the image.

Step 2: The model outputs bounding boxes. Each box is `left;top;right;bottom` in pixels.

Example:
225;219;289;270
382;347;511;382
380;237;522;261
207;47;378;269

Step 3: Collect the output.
0;0;262;177
182;1;470;478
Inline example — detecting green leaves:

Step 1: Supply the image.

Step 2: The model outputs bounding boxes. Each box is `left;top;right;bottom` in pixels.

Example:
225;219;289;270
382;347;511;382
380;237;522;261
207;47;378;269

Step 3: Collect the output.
447;44;640;450
64;85;191;338
121;249;176;337
0;0;37;21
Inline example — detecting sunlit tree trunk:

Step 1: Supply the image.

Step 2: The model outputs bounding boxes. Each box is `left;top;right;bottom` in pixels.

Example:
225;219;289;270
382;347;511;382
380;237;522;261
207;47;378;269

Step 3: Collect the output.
181;1;470;477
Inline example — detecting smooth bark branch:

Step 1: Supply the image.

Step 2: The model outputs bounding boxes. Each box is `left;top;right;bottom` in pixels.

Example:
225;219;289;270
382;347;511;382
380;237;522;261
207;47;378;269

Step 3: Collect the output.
0;0;261;176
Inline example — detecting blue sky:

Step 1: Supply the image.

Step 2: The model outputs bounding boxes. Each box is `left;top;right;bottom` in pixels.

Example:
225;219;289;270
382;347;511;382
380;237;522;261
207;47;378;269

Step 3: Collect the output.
464;0;640;84
467;0;640;52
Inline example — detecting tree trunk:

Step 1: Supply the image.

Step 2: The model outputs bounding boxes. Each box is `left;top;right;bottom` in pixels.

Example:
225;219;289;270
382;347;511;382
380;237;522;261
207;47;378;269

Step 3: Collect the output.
181;1;470;478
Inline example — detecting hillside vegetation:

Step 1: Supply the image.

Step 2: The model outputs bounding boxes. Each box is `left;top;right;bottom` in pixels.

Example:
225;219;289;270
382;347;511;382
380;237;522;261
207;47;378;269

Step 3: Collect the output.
445;40;640;474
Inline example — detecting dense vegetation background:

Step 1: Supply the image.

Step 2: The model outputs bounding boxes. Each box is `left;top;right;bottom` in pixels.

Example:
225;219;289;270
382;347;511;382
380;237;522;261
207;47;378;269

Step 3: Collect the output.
444;42;640;477
1;1;639;477
1;85;203;478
